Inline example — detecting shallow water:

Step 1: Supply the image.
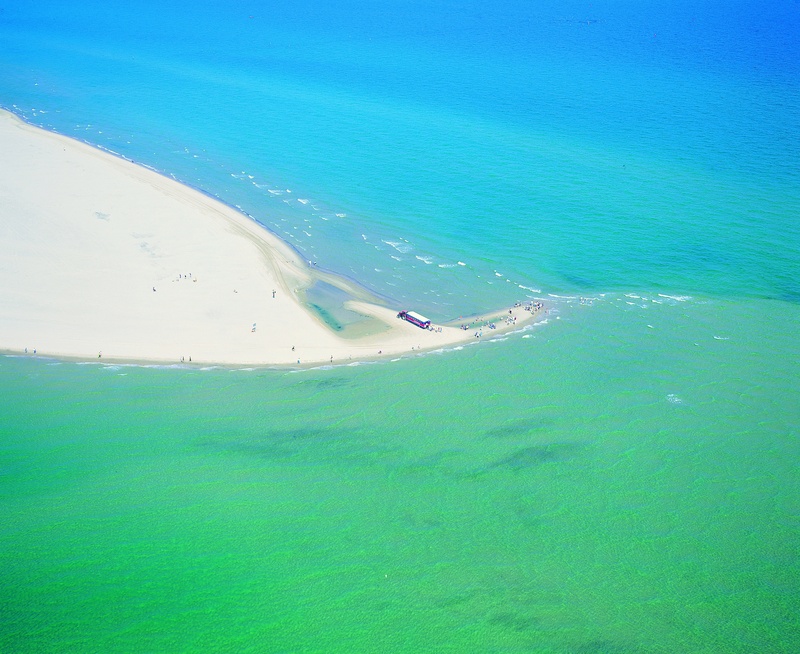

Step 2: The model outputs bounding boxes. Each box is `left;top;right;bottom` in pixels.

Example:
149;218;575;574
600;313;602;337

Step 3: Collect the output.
1;0;799;651
2;296;798;652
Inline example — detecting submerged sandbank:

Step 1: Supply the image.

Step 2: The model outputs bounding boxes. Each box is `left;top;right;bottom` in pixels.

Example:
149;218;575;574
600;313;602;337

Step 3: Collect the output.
0;109;542;366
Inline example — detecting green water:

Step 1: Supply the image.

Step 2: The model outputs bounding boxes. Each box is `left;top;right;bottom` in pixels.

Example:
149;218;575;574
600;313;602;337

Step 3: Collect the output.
303;281;379;336
2;0;799;649
2;296;798;652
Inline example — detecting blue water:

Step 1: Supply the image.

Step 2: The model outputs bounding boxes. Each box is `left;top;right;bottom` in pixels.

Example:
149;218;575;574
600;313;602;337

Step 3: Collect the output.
1;1;799;651
3;0;799;313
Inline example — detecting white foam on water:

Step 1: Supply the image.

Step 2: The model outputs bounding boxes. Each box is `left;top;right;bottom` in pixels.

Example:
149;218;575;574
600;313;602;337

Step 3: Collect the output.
713;336;729;340
457;261;466;266
416;255;434;264
298;198;310;205
667;393;684;404
382;239;413;253
658;294;692;302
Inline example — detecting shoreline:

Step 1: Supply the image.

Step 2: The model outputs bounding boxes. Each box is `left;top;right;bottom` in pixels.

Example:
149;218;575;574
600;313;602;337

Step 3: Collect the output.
0;109;545;367
1;314;547;371
0;303;547;370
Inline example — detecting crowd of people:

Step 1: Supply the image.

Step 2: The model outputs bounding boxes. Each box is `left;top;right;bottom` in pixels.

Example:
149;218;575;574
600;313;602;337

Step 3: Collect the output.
457;300;546;336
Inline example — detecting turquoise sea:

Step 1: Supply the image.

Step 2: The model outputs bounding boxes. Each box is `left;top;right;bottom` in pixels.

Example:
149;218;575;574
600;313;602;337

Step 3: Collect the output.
1;1;799;651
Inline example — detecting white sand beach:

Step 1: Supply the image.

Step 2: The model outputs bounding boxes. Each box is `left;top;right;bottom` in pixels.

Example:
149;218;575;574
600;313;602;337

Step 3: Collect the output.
0;110;540;366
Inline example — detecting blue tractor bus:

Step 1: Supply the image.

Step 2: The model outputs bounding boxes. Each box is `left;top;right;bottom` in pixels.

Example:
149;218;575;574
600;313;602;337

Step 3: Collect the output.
397;310;431;329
